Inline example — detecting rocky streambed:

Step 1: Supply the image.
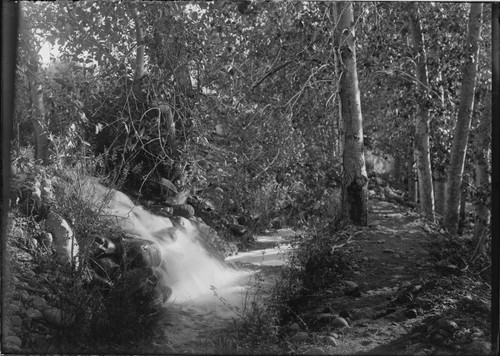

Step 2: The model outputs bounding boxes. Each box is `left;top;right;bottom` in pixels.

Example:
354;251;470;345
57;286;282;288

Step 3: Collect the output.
134;229;299;354
2;172;296;354
3;176;492;355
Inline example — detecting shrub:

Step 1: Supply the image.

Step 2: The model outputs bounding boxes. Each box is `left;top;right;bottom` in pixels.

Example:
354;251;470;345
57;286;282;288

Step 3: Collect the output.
9;159;158;349
209;272;283;353
271;217;352;321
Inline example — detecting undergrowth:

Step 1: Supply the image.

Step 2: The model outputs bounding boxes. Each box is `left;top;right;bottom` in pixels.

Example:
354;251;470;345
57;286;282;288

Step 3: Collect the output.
428;227;491;283
209;272;282;354
8;158;156;349
207;214;354;353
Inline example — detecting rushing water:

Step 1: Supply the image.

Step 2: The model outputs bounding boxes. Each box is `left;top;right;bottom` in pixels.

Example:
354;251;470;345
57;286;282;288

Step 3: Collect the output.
82;178;296;352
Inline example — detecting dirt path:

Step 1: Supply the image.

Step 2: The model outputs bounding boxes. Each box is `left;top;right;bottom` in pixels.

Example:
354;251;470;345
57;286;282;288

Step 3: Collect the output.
276;199;491;355
308;200;436;355
122;199;490;355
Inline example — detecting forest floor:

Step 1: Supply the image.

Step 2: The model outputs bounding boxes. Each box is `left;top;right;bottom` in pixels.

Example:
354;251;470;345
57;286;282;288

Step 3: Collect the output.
129;198;492;355
255;199;491;356
3;198;492;355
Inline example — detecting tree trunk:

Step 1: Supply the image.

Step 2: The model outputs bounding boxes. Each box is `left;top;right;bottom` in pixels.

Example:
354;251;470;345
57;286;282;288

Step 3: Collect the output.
406;2;434;221
444;3;483;234
491;4;500;355
433;179;447;217
335;2;368;226
25;31;49;164
457;173;469;235
2;1;19;209
393;154;402;184
471;87;491;254
407;151;417;204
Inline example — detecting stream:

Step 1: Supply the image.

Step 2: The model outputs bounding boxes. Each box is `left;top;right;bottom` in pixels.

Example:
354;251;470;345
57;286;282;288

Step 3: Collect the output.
81;177;297;353
152;229;298;354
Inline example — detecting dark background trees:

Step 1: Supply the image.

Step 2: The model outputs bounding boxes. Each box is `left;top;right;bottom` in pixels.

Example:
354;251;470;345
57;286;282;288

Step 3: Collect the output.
12;1;491;243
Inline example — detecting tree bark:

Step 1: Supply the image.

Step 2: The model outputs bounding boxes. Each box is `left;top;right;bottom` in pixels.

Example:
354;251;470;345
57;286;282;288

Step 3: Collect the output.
25;30;49;164
393;154;402;184
434;179;447;216
457;173;469;235
444;3;483;234
406;2;434;221
335;2;368;226
490;4;500;354
471;87;491;254
406;151;417;204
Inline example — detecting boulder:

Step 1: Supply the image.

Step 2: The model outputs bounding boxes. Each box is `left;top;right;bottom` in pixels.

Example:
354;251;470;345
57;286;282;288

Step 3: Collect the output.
122;239;162;269
172;204;195;219
11;315;23;327
148;284;172;309
292;331;309;343
4;335;22;349
464;340;491;356
42;307;75;327
158;284;172;303
325;336;339;346
229;223;247;237
343;281;360;297
32;296;48;311
436;319;459;334
26;308;43;319
404;308;418;319
111;266;168;314
115;267;159;298
45;212;79;266
304;346;325;354
9;303;20;314
332;316;349;328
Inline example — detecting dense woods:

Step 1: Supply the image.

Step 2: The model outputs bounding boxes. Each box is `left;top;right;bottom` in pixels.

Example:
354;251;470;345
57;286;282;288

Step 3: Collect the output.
3;1;495;354
10;1;491;233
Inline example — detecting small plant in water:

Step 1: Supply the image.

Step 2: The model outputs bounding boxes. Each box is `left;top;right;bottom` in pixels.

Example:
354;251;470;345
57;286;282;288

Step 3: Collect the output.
210;271;281;353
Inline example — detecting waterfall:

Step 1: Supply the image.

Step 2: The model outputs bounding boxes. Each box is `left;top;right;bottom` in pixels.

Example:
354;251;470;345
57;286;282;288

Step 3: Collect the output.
80;177;252;304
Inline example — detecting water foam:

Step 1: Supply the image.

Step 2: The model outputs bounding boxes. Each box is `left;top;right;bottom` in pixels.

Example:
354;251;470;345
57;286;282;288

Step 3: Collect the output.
80;178;290;350
81;178;253;306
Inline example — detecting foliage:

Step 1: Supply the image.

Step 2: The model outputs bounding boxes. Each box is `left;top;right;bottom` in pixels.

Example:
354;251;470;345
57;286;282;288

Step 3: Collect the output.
9;162;158;347
357;2;490;182
14;0;492;250
210;272;283;353
428;226;491;283
267;218;353;331
287;224;352;291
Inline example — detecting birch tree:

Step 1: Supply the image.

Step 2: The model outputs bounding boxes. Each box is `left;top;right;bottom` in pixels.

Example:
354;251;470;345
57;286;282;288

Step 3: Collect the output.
471;87;490;255
405;2;435;221
22;17;50;164
335;2;368;226
444;3;483;234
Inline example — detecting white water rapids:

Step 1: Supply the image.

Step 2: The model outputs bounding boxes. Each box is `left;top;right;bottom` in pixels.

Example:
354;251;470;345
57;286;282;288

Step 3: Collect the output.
81;178;296;352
